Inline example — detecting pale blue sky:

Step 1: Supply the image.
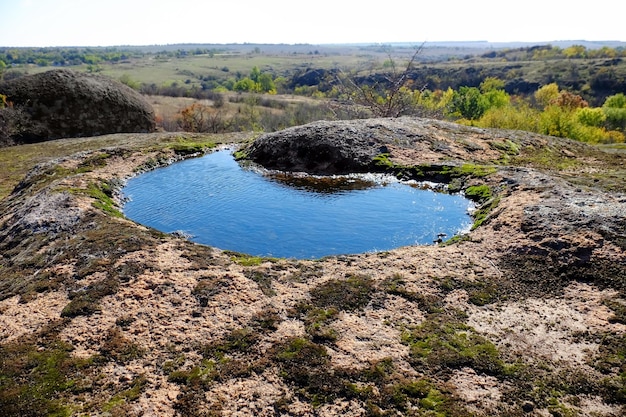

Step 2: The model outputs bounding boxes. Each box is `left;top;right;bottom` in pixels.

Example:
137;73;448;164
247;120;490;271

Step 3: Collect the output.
1;0;624;47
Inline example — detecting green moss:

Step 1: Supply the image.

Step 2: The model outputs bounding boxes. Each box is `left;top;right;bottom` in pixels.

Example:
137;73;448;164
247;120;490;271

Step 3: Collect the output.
233;148;249;160
451;163;498;178
604;299;626;325
591;333;626;404
168;359;218;387
513;145;580;171
471;195;501;230
489;139;521;156
310;274;374;312
464;184;492;202
103;376;147;412
67;180;123;217
202;327;261;358
373;153;394;168
402;315;505;376
373;154;496;185
275;337;341;405
227;252;278;266
167;140;216;156
0;325;94;417
75;152;111;172
87;181;123;217
300;306;340;342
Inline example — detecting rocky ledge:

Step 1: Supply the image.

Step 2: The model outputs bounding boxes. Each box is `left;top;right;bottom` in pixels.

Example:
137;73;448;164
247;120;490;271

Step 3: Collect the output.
0;119;625;416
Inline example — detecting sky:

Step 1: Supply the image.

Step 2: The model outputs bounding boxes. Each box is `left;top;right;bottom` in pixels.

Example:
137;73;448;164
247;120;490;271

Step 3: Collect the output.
1;0;624;47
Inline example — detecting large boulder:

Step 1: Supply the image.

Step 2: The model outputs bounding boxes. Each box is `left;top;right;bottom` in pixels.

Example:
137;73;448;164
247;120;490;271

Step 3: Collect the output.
244;119;391;174
0;69;155;143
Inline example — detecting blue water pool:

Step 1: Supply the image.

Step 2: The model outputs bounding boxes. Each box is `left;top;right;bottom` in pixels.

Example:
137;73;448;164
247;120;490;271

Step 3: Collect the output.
121;150;474;259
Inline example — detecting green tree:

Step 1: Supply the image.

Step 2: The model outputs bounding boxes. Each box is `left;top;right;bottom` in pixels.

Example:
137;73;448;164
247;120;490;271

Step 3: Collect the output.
233;77;257;92
258;73;276;94
449;86;489;120
576;107;606;127
479;77;510;110
604;93;626;109
603;93;626;131
250;66;261;83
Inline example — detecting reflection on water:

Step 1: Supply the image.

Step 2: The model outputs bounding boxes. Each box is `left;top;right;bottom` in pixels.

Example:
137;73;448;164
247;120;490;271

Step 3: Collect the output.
122;150;474;259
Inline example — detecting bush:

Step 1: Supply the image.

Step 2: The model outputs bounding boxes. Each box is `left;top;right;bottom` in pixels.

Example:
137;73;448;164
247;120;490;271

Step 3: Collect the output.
475;101;540;131
176;103;227;133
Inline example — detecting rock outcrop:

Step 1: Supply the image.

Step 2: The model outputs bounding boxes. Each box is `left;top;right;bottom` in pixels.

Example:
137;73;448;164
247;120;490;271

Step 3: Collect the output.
1;121;625;416
0;69;155;143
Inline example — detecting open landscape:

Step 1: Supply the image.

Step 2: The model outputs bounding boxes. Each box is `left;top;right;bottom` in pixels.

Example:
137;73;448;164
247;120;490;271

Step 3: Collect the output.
0;40;625;417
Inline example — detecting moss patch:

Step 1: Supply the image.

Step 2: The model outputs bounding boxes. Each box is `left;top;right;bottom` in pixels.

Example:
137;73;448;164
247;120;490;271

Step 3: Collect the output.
402;314;506;376
309;274;374;312
464;184;493;202
0;321;93;417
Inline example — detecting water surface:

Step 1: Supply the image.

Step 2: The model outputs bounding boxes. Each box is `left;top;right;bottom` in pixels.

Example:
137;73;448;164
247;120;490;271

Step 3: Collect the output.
122;150;474;258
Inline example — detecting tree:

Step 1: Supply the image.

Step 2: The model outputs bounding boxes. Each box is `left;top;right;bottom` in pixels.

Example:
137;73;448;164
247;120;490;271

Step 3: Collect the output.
604;93;626;109
177;103;227;133
233;77;257;92
563;45;586;59
534;83;560;108
449;86;489;120
480;77;510;110
603;93;626;131
250;66;261;83
258;73;276;94
576;107;606;127
337;44;425;117
550;91;588;110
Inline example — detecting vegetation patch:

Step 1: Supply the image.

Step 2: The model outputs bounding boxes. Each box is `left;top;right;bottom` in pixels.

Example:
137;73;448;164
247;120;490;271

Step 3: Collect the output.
402;314;507;377
192;274;232;307
309;274;374;312
604;299;626;325
471;195;501;230
102;375;147;413
177;243;220;270
227;251;278;266
591;333;626;404
489;139;521;156
98;327;145;364
75;152;112;172
61;276;119;318
292;304;340;342
78;181;123;217
0;320;94;417
243;269;277;297
464;184;493;202
438;276;500;306
274;337;338;406
382;273;444;313
167;139;216;156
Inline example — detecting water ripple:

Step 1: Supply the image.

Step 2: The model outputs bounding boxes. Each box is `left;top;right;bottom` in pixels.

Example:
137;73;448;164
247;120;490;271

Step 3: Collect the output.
122;150;474;259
